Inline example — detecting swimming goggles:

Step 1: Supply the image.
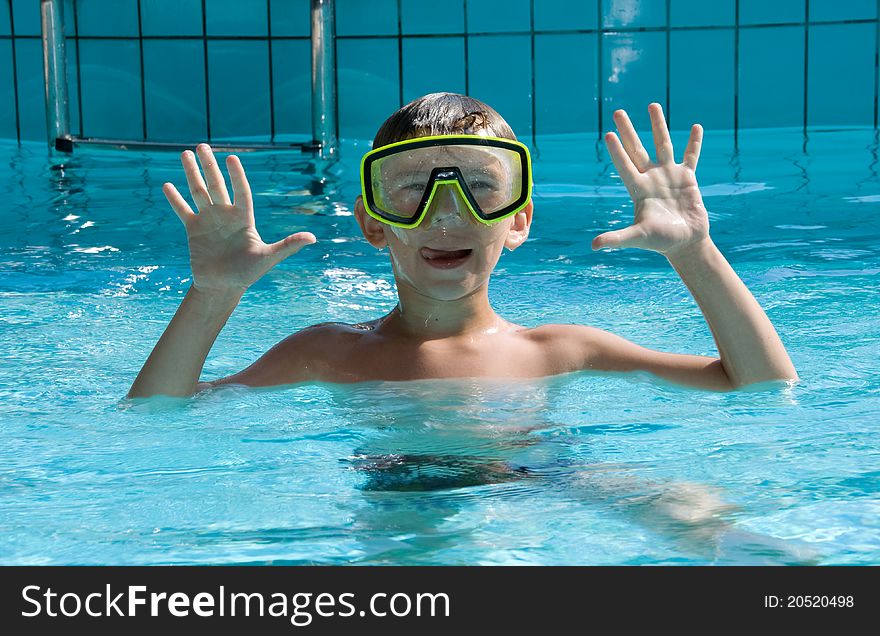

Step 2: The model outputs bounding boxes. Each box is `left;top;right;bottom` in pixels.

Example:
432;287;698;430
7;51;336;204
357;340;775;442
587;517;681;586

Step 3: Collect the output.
360;134;532;229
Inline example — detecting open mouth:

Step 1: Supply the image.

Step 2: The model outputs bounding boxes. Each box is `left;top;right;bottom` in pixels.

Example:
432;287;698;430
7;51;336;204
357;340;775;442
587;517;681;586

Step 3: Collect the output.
419;247;474;269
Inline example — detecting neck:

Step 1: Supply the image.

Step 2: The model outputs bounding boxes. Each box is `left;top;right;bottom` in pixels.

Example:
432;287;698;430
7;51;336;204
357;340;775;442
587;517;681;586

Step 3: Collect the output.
384;281;507;341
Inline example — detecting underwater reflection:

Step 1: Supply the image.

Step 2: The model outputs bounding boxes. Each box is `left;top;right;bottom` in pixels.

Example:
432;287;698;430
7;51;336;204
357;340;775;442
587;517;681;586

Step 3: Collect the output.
322;375;820;564
345;452;532;492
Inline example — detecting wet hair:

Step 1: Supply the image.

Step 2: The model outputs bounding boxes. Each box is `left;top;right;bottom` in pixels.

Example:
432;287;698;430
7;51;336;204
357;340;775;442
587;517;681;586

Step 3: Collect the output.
372;92;517;147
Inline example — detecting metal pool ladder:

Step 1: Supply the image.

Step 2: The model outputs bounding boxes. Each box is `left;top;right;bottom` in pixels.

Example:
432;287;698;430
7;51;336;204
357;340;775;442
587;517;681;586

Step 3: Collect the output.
39;0;338;160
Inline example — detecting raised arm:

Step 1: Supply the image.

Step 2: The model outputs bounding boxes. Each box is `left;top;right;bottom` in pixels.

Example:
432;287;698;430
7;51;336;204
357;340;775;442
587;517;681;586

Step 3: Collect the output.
585;103;797;391
127;144;316;399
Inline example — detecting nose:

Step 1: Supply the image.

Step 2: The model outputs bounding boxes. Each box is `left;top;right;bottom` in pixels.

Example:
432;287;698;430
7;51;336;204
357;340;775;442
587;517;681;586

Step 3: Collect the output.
422;183;472;228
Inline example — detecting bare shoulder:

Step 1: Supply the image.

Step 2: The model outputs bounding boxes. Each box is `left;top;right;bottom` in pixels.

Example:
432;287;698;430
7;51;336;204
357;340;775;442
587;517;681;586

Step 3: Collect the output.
521;323;607;374
255;320;357;354
206;320;364;389
524;322;608;348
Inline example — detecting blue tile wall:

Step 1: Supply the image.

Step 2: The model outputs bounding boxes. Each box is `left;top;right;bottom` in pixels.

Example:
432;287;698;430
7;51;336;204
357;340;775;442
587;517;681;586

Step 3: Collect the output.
3;0;78;141
75;0;138;37
400;0;463;34
739;0;805;25
336;0;397;36
270;0;310;37
601;31;667;135
142;39;207;142
402;37;466;105
807;23;875;128
9;0;77;36
467;0;530;33
603;0;666;29
66;37;81;137
1;0;879;145
0;39;15;138
206;0;268;36
140;0;203;36
809;0;877;22
62;0;78;37
336;37;399;141
669;29;735;132
11;0;41;36
271;38;311;139
207;40;271;140
14;38;47;140
739;26;805;129
1;1;10;36
669;0;735;27
534;33;597;135
467;35;532;137
534;0;598;31
78;38;143;139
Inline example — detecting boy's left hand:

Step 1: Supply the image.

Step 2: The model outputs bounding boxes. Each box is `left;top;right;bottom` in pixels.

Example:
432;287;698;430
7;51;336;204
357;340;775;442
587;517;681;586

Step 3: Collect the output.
593;103;709;259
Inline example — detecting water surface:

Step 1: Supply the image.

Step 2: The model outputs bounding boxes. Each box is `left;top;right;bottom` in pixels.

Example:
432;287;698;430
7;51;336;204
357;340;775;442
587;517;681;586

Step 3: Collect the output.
1;129;878;564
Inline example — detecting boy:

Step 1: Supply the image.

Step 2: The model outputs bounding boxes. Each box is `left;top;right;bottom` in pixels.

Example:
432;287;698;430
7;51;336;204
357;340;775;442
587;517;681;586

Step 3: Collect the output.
127;92;798;399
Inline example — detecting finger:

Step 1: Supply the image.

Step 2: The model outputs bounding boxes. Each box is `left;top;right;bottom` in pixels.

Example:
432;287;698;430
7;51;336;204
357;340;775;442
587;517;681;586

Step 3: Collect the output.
267;232;317;264
162;182;196;224
682;124;703;171
648;103;674;165
196;143;232;205
591;224;645;250
226;155;253;210
181;149;212;210
612;109;652;172
603;131;641;189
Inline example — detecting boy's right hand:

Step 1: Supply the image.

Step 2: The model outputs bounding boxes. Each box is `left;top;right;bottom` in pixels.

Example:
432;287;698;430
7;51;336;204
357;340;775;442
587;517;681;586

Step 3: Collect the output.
162;143;316;295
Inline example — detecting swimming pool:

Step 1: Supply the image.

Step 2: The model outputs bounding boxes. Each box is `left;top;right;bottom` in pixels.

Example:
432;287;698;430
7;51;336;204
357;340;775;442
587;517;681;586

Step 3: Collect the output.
1;128;878;565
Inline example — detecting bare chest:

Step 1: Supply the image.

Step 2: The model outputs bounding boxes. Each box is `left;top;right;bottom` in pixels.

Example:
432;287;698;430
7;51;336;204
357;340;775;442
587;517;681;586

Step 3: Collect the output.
314;331;559;383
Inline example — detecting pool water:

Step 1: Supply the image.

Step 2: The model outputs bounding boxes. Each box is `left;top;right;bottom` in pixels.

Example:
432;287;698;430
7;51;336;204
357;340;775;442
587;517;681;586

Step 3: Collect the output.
1;128;878;565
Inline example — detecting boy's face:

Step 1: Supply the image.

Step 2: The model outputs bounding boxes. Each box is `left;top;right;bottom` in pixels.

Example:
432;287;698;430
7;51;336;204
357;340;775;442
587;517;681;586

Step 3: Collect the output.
354;181;533;302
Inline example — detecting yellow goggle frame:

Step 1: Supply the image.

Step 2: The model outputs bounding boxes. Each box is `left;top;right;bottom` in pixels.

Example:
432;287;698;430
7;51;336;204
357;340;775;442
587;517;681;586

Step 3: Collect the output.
359;134;533;229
